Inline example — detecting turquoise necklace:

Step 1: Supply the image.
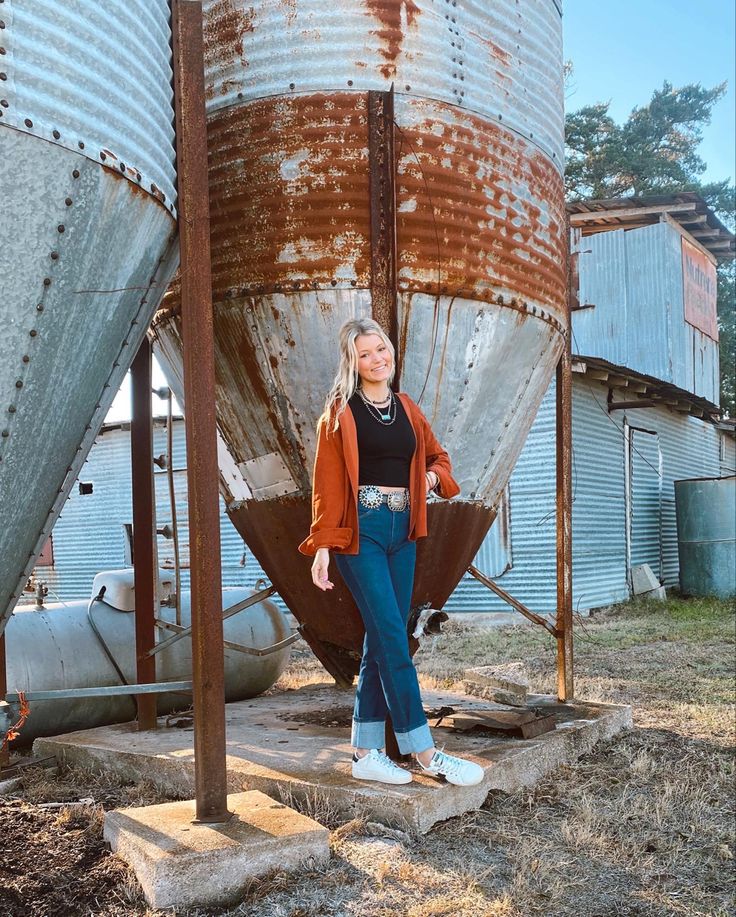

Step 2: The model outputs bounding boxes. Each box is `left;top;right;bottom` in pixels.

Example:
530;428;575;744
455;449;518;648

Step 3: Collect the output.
357;387;396;425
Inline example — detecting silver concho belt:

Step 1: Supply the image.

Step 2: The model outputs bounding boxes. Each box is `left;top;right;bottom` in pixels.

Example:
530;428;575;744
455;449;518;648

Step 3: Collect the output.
358;485;409;512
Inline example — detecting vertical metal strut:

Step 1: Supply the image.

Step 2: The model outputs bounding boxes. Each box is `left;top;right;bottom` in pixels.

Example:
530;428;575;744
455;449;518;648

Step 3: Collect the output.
130;336;158;730
556;217;574;701
172;0;231;824
368;88;400;385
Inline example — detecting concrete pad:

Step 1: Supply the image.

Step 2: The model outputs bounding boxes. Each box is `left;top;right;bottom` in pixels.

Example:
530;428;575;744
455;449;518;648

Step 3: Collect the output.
36;684;632;834
104;790;329;910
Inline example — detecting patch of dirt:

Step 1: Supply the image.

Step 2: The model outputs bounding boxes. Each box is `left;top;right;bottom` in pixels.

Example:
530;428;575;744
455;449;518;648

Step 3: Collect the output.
0;799;139;917
1;596;733;916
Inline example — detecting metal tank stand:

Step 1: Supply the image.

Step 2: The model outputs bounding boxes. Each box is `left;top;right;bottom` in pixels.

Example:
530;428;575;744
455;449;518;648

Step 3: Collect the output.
130;336;159;731
171;0;231;824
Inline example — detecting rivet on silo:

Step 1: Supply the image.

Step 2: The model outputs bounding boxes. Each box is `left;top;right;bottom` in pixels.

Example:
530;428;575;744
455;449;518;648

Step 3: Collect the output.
0;99;8;107
65;197;73;206
78;141;85;149
50;251;59;260
100;151;106;160
43;278;51;286
289;82;295;90
8;406;15;414
119;162;126;172
1;431;8;438
24;118;33;128
15;380;23;389
29;330;37;337
57;225;65;233
0;73;6;81
52;129;60;139
72;169;80;178
22;355;30;363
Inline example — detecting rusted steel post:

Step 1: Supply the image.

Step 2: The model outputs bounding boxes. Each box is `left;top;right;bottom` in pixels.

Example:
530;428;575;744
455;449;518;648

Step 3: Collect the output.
0;632;8;767
172;0;231;823
368;88;400;384
556;219;574;702
130;337;158;731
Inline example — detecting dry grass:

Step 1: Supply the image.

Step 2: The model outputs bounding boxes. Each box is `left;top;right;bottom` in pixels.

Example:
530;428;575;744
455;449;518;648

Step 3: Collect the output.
3;594;734;916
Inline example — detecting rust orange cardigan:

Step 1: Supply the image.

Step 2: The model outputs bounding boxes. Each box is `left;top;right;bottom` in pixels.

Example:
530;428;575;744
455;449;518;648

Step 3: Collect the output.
298;392;461;556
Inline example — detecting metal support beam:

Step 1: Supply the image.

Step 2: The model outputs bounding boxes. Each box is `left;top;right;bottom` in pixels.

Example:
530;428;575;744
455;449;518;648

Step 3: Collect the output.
172;0;231;825
368;88;400;384
556;219;575;702
466;565;558;637
130;337;158;731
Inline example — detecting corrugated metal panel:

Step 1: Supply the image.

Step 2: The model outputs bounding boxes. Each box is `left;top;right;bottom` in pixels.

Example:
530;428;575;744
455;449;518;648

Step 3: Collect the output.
4;0;176;208
446;373;722;613
203;0;564;165
23;421;287;611
574;221;719;405
629;429;662;578
0;3;179;629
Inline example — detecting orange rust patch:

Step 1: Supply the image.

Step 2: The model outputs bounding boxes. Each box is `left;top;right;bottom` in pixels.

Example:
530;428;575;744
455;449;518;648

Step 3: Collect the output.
206;93;372;296
204;0;255;94
166;93;564;312
365;0;421;78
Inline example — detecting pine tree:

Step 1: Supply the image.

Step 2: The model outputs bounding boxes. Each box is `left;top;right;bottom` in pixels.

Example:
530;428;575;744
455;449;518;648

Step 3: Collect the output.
565;78;735;415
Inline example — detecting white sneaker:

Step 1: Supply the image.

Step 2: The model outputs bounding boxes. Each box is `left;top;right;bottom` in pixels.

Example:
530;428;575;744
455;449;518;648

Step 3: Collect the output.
352;749;413;785
415;748;484;787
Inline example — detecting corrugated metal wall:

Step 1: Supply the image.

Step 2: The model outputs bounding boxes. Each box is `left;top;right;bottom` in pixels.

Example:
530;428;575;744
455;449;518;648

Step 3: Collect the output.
26;392;723;617
23;420;285;610
445;372;722;613
574;222;719;405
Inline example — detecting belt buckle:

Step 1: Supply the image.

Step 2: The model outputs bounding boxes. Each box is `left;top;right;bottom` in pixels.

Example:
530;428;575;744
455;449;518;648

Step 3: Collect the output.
387;489;408;512
358;485;383;509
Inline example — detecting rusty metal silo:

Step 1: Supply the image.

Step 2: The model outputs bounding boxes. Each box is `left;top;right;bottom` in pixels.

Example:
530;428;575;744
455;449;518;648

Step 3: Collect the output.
153;0;567;682
0;1;179;634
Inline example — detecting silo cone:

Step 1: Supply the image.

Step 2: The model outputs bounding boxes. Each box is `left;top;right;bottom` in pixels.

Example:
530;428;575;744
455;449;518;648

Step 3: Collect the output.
0;1;179;635
675;476;736;598
153;0;567;681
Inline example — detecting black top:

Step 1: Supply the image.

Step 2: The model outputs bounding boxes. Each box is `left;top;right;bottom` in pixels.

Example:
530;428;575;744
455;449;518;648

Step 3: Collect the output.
348;391;416;487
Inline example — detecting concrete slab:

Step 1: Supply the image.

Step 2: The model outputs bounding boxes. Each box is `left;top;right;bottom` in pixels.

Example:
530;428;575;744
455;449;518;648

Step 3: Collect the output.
36;684;632;834
104;791;329;910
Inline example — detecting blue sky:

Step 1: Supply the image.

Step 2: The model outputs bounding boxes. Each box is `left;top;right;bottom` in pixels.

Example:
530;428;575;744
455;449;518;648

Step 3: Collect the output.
563;0;735;185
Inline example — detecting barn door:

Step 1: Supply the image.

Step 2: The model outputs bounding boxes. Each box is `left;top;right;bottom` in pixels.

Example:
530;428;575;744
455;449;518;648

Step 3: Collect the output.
625;424;663;583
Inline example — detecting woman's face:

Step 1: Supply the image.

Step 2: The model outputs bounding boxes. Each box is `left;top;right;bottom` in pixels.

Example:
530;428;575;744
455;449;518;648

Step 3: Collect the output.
354;333;392;386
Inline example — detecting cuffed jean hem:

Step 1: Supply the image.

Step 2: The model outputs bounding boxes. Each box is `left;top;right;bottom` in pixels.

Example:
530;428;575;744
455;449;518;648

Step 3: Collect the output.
394;721;434;755
351;718;386;750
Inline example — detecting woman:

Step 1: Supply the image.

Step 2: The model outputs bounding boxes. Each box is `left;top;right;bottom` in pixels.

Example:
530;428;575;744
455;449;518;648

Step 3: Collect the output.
298;318;483;788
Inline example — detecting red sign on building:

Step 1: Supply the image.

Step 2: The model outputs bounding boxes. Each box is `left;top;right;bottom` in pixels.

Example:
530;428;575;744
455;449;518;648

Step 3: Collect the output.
682;237;718;341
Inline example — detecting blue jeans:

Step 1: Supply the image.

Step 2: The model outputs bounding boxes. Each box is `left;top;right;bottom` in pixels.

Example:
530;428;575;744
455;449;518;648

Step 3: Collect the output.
334;501;434;755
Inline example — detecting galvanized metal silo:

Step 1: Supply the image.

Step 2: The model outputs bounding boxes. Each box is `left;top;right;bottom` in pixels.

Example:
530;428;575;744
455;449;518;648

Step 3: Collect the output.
0;1;179;634
153;0;567;681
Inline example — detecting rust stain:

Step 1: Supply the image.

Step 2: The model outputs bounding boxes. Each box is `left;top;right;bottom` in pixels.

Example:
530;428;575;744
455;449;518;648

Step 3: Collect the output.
205;93;372;297
365;0;421;78
203;0;255;97
279;0;298;27
395;105;566;309
166;93;565;312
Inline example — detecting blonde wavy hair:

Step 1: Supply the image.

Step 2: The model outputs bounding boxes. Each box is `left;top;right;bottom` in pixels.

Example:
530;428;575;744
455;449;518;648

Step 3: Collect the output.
323;318;396;432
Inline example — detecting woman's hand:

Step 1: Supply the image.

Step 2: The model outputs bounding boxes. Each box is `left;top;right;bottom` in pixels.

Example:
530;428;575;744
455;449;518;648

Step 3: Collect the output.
425;470;439;496
311;547;334;591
